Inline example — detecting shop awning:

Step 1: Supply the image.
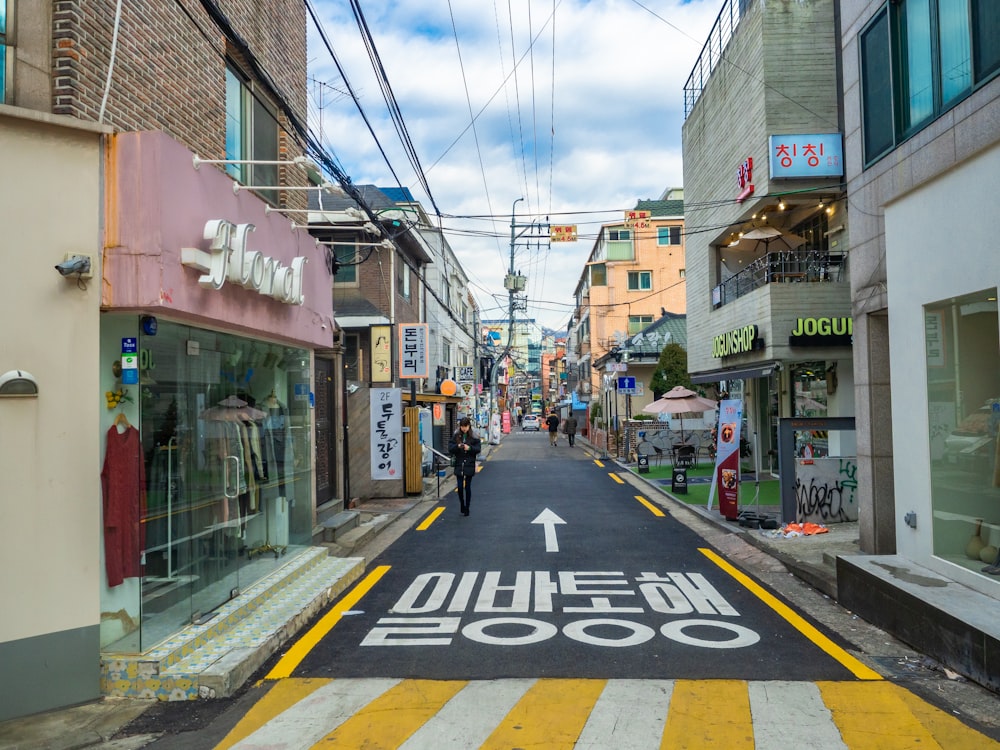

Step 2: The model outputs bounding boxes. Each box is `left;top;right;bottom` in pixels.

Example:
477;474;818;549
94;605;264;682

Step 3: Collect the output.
690;362;777;384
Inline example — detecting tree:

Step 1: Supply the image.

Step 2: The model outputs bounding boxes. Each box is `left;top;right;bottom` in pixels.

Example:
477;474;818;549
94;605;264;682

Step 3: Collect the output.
648;342;692;399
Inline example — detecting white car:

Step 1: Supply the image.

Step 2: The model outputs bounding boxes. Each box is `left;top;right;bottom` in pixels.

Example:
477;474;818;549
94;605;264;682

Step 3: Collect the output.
522;414;541;431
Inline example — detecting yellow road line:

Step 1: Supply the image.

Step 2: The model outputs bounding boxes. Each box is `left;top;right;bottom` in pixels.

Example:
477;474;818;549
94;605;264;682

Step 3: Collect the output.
661;679;753;750
700;548;882;680
481;678;606;749
266;565;391;680
311;679;467;749
609;473;625;484
818;682;944;748
416;505;445;530
215;678;331;750
594;459;605;467
635;495;666;516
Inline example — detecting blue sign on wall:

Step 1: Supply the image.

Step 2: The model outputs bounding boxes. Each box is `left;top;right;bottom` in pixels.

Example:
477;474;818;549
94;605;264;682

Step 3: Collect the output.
768;133;843;178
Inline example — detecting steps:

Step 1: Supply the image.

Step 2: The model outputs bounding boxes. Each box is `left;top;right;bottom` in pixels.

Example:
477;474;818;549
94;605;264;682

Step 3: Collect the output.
100;548;364;700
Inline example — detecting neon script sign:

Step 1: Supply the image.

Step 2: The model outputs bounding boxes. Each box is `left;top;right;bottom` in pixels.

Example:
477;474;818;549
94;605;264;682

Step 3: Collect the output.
181;220;307;305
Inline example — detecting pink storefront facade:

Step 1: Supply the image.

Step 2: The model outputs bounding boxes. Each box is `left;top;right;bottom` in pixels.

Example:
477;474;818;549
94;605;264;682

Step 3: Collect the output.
99;131;335;656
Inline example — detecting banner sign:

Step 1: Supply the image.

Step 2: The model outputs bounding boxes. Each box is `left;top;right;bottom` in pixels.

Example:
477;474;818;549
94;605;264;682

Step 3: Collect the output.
398;323;429;379
370;388;402;480
708;399;743;519
370;324;392;383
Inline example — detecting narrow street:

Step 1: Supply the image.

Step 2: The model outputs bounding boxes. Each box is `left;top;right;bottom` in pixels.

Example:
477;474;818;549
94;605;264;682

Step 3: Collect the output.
120;432;1000;749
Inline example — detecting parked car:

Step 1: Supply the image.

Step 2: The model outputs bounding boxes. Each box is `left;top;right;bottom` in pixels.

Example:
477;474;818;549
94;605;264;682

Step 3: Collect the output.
522;414;541;431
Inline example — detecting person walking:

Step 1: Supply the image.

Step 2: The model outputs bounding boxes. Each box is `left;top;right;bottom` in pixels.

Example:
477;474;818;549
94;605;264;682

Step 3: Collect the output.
563;413;578;447
449;417;481;516
545;411;560;447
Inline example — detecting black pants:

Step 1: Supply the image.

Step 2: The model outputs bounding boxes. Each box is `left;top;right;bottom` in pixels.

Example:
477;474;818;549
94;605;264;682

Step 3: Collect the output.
456;473;473;512
567;432;575;446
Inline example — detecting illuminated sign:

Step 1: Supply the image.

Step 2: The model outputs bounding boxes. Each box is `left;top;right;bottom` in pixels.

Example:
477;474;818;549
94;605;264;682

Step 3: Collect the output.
788;316;853;347
713;325;762;358
370;324;392;383
769;134;844;178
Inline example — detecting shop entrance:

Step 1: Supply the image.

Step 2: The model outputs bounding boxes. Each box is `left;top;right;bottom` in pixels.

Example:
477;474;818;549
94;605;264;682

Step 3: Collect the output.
100;318;314;652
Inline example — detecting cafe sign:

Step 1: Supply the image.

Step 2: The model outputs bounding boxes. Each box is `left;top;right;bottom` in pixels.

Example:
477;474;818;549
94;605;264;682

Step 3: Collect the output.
713;324;762;358
788;316;853;347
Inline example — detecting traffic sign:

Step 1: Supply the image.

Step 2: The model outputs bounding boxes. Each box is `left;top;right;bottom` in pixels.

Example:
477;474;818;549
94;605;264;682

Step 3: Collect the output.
617;376;636;394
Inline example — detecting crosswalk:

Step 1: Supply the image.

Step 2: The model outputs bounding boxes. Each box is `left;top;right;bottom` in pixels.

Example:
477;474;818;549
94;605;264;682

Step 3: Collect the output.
216;677;997;749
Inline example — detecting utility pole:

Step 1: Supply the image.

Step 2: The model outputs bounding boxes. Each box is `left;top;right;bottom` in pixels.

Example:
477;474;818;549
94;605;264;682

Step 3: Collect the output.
489;198;546;444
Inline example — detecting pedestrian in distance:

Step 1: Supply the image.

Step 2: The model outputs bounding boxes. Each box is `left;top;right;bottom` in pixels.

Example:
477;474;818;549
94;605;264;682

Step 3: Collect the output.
563;413;578;447
545;411;560;447
449;417;481;516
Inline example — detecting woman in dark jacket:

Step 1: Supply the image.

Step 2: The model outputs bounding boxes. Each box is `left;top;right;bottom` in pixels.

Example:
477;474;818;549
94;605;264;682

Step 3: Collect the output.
448;417;481;516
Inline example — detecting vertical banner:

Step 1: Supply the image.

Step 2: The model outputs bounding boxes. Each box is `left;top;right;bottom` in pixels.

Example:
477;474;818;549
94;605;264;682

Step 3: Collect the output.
708;399;743;519
370;388;402;480
398;323;429;379
370;324;392;383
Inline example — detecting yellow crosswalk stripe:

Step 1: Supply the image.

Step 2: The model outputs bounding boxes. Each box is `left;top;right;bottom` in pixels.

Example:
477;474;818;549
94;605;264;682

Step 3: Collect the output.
820;681;1000;749
661;679;753;750
311;679;467;749
480;678;607;749
214;678;331;750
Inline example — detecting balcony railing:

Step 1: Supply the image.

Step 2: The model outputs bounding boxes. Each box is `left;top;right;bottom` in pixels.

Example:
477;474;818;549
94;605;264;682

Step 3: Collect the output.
684;0;753;118
712;250;847;308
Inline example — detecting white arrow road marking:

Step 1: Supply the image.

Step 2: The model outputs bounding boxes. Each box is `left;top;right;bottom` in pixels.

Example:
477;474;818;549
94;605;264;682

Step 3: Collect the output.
531;508;567;552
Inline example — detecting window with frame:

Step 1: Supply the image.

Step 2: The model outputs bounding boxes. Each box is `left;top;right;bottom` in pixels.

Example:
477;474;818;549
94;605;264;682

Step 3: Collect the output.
398;259;411;300
225;64;279;204
860;0;999;165
628;315;654;335
657;226;682;246
627;271;652;291
590;263;607;286
332;244;357;284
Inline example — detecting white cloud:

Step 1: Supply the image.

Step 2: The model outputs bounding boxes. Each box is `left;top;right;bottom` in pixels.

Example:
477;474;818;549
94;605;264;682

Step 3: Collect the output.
309;0;719;330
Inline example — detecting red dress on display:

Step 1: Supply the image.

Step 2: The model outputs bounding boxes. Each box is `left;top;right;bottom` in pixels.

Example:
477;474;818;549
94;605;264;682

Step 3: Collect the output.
101;425;147;587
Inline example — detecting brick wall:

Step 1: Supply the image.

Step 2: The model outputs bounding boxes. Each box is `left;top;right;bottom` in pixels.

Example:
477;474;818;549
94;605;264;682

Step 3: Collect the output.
51;0;309;206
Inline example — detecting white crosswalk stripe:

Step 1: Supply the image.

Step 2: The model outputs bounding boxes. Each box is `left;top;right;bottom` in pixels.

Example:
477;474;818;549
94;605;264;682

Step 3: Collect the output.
219;677;991;750
398;678;536;750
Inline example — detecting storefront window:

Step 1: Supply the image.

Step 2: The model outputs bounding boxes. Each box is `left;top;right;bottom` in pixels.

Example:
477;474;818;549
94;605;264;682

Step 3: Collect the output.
100;318;313;652
791;361;830;457
925;290;1000;576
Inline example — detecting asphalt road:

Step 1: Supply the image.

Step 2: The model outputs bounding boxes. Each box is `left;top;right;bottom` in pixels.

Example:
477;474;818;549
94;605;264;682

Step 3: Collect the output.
120;431;1000;749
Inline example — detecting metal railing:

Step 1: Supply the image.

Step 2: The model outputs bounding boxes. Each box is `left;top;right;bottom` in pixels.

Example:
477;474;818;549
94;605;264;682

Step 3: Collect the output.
712;250;847;308
684;0;753;118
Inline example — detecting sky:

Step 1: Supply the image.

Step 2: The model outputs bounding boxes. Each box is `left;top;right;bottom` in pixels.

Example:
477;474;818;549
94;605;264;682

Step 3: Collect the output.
307;0;720;332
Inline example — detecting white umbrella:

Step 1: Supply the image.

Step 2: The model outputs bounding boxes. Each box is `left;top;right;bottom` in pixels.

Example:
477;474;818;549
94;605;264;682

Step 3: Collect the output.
644;386;718;441
729;226;805;254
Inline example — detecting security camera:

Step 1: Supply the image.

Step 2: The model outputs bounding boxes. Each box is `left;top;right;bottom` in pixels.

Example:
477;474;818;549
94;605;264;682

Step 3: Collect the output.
55;254;92;278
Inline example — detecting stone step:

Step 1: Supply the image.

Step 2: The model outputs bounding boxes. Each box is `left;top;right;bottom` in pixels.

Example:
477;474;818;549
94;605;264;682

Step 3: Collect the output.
100;548;364;700
319;510;360;543
334;514;390;553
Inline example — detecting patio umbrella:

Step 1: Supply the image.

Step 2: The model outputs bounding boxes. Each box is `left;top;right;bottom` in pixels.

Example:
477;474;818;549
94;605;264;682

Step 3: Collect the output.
729;226;805;254
644;386;718;441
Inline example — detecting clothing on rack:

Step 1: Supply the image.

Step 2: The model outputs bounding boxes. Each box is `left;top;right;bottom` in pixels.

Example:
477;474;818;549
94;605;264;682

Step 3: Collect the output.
102;424;147;588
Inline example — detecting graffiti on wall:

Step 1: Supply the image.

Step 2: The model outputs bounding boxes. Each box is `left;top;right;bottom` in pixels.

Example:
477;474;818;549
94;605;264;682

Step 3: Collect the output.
794;458;858;523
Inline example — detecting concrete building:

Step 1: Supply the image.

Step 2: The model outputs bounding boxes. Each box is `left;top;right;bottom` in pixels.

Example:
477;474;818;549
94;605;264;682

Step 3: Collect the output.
569;193;687;421
680;0;855;479
0;0;346;719
834;0;1000;692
